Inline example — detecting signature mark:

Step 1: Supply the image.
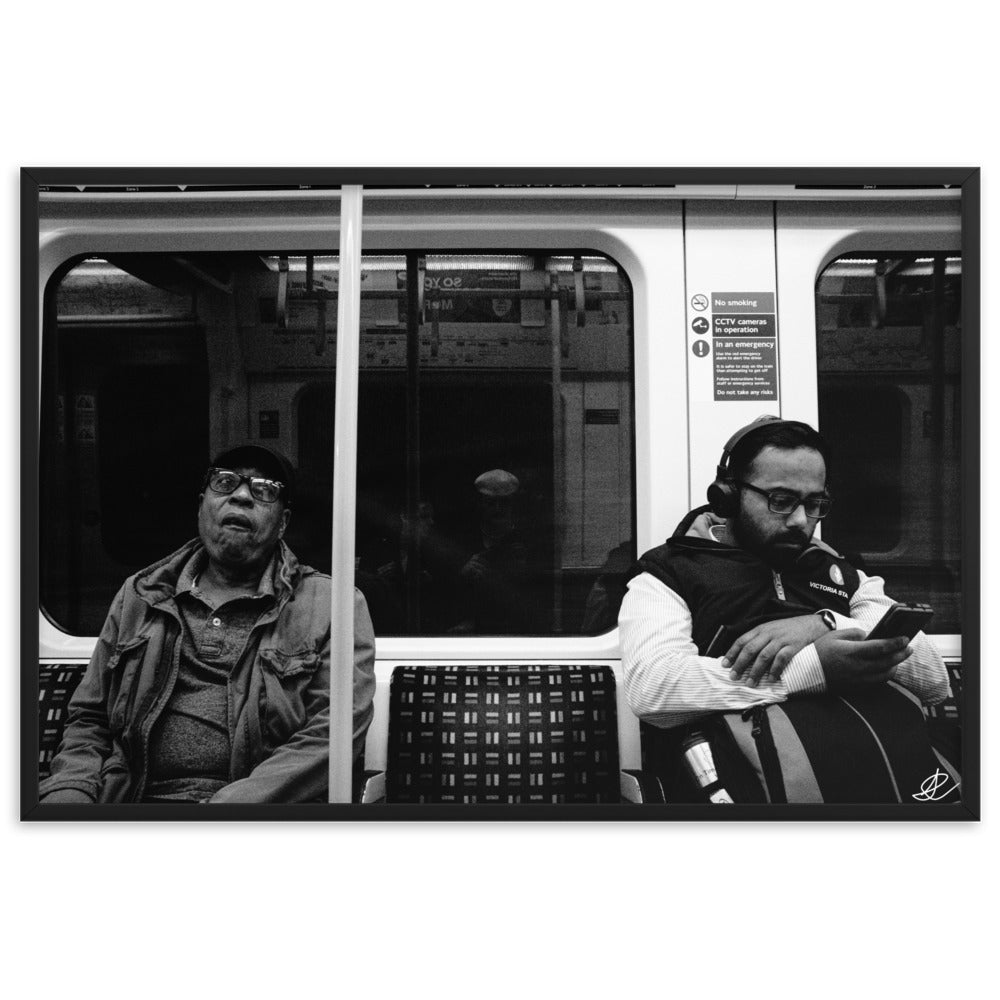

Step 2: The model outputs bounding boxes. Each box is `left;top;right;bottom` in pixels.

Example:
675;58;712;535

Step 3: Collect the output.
912;768;960;802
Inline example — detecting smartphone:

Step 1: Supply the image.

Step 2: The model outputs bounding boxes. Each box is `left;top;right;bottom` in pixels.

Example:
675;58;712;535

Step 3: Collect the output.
865;602;934;642
705;625;743;658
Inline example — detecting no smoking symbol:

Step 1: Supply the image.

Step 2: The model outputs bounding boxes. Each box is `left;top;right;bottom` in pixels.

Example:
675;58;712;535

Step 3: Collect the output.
692;316;709;334
691;294;709;311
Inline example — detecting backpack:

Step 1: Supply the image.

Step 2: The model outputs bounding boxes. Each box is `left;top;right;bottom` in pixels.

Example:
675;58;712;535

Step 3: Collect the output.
695;684;960;804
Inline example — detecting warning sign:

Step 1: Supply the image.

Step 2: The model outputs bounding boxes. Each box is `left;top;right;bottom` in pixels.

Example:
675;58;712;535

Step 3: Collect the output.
713;341;777;399
712;293;774;312
713;314;775;337
710;292;777;401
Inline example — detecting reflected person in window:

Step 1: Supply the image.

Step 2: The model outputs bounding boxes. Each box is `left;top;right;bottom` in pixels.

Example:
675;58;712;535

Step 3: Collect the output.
40;444;376;804
454;469;539;634
376;500;462;634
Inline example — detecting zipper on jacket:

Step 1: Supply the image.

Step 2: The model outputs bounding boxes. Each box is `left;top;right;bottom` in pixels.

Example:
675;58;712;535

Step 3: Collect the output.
131;628;181;802
120;681;141;763
771;571;786;601
743;705;787;803
117;642;152;756
110;637;148;757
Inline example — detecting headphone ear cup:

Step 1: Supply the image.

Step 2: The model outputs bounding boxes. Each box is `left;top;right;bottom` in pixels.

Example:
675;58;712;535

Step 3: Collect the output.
707;480;738;518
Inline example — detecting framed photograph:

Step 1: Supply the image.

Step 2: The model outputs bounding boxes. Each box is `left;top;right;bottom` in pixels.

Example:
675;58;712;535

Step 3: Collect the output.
20;167;980;820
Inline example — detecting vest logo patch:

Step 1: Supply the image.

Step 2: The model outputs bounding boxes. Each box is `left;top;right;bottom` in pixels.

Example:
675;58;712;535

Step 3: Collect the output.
810;581;849;600
829;564;844;586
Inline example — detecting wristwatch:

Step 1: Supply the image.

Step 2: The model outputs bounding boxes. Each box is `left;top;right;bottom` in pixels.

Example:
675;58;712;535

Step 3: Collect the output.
817;609;837;631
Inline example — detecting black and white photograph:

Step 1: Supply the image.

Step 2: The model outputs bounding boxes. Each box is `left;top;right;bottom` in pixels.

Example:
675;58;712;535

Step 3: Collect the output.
4;7;995;999
22;168;979;818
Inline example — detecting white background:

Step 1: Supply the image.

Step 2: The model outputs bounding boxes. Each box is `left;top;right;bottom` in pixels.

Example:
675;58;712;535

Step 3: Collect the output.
2;3;995;997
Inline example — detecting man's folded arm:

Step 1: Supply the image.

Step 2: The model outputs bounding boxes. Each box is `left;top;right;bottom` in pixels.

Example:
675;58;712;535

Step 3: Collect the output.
619;573;826;729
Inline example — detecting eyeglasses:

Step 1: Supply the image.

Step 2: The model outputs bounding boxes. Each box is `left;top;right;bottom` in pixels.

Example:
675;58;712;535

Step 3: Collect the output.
206;469;284;504
736;481;832;520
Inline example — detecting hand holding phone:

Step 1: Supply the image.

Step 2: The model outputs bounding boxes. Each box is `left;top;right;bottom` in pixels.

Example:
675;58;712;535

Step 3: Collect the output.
865;602;934;641
814;628;912;690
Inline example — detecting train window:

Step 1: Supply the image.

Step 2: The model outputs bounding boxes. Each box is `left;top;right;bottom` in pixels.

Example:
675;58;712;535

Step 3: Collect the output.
40;258;210;634
815;254;961;633
40;250;635;640
302;252;636;637
40;251;339;635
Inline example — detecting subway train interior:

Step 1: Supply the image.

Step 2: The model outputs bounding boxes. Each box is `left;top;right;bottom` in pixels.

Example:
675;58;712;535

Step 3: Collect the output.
33;181;967;806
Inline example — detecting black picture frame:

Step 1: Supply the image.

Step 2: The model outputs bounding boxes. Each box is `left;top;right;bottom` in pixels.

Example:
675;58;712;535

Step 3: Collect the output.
20;165;981;822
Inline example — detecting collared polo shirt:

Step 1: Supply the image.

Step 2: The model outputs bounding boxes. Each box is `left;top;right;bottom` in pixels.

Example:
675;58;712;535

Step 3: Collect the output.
143;550;278;803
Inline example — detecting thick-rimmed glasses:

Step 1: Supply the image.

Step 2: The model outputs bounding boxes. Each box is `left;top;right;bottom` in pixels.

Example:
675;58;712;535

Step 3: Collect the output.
206;468;284;504
736;481;832;520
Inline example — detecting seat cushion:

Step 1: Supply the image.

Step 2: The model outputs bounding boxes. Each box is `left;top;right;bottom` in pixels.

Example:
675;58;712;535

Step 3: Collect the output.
386;664;621;804
38;663;88;780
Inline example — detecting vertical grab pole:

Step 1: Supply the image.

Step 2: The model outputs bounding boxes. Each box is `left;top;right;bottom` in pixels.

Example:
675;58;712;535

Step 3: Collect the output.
329;186;364;803
550;268;565;633
404;253;423;633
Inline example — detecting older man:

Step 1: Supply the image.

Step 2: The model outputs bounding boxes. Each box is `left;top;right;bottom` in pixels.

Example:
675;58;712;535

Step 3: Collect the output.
619;417;956;803
40;444;375;804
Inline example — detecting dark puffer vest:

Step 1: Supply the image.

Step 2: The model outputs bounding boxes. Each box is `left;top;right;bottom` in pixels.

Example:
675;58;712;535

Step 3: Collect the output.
631;513;860;654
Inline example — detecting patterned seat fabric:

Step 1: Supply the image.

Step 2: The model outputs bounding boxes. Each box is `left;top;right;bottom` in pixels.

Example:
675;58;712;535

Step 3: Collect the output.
39;661;962;795
386;664;621;804
923;661;963;770
38;663;88;780
924;661;963;723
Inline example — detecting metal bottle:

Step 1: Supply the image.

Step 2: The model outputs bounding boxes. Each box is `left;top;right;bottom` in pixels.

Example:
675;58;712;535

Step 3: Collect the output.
681;731;735;804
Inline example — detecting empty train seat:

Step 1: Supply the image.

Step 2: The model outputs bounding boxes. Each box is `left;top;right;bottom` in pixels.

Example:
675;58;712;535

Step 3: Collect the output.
362;663;663;804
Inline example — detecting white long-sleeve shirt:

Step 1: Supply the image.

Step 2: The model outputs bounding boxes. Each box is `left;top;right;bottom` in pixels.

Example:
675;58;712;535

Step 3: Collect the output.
619;568;951;730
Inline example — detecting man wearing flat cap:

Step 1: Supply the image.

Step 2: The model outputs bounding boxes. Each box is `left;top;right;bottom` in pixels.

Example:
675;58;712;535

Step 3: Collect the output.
40;444;376;804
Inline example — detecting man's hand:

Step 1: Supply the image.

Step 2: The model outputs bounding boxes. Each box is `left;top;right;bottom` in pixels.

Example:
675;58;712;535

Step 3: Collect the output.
814;629;912;690
724;615;830;687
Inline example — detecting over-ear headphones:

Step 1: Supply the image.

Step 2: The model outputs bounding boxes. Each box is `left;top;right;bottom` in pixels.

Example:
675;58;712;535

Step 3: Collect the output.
706;415;788;517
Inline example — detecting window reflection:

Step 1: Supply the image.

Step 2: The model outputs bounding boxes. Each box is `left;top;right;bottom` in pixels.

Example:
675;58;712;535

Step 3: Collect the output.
816;254;961;633
41;251;636;639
